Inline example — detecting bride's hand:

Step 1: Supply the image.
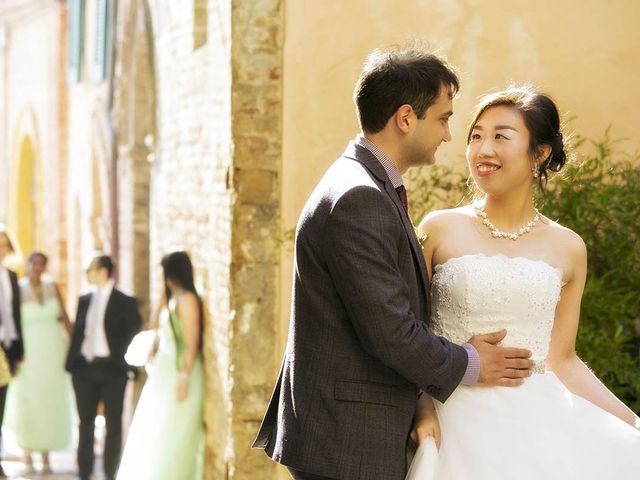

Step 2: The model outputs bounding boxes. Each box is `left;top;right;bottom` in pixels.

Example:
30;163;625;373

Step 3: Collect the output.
409;394;441;449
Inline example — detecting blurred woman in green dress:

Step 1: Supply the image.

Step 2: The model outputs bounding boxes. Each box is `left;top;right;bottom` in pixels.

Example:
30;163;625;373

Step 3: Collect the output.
116;250;204;480
6;251;73;474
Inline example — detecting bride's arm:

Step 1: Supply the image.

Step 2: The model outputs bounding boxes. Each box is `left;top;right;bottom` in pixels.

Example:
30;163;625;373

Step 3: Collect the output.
176;292;202;401
410;393;441;448
546;234;639;428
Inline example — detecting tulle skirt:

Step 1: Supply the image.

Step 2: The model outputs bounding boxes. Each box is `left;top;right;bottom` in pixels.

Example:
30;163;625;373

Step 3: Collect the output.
406;372;640;479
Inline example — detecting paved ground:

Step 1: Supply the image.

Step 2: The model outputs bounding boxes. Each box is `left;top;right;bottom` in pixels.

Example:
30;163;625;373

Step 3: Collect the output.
1;380;142;480
1;419;105;480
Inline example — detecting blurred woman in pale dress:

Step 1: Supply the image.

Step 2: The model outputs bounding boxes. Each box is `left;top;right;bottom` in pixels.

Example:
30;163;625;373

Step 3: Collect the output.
6;252;73;474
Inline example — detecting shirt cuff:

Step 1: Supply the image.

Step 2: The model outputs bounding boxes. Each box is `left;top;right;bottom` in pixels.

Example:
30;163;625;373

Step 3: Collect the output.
461;343;481;385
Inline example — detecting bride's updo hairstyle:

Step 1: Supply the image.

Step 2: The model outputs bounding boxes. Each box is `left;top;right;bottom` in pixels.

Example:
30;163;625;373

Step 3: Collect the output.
467;85;567;189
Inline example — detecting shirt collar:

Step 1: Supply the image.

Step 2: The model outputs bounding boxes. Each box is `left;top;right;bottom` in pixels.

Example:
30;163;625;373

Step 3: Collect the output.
355;134;404;188
95;279;115;297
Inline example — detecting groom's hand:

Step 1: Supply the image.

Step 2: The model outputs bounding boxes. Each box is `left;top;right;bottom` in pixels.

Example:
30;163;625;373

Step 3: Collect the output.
468;329;534;387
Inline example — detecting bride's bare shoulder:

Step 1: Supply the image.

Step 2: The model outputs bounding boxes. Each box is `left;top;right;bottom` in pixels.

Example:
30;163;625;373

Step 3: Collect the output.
417;205;475;235
541;216;587;259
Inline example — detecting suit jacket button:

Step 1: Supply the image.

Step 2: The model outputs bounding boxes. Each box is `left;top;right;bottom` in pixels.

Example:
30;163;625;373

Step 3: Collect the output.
426;385;441;396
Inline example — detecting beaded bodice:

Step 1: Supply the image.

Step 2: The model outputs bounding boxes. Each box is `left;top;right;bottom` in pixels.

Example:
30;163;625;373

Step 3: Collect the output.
19;278;58;306
431;254;563;372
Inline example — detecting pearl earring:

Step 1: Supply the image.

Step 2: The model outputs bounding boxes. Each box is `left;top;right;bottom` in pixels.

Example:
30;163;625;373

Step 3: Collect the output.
532;166;539;179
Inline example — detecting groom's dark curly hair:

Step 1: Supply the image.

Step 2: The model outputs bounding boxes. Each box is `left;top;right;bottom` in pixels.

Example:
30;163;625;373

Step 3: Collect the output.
354;46;459;134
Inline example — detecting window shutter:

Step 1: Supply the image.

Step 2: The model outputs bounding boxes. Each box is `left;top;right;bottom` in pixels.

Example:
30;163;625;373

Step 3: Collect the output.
93;0;109;82
67;0;85;84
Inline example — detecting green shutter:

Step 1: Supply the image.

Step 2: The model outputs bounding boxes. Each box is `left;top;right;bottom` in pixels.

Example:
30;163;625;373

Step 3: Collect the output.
67;0;85;84
93;0;109;82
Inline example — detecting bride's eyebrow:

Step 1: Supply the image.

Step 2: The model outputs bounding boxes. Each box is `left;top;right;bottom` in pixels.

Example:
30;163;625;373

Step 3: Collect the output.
472;124;519;132
495;125;519;132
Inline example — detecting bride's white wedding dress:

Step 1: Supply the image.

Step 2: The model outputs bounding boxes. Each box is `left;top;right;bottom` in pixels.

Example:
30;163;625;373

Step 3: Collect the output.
406;254;640;480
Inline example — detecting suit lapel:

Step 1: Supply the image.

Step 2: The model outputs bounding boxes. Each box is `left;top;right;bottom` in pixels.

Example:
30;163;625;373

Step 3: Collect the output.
76;295;91;338
103;289;116;342
343;142;430;297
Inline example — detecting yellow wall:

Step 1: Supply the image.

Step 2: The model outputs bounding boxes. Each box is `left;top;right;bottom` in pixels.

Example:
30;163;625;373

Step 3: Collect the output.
279;0;640;394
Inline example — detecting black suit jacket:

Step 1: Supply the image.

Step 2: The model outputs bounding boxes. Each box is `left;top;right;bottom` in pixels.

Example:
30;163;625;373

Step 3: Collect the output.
253;142;468;480
2;269;24;375
66;287;142;374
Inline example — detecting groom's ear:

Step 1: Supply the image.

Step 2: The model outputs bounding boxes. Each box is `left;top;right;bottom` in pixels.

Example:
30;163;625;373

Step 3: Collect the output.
394;104;414;134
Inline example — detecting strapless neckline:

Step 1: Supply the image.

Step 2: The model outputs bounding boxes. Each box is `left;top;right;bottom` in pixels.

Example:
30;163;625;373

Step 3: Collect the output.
434;253;564;282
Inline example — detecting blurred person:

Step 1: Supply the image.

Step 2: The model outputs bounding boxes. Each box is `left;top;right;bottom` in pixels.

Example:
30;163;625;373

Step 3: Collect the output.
116;249;204;480
66;253;141;480
5;251;73;474
0;226;24;478
406;86;640;479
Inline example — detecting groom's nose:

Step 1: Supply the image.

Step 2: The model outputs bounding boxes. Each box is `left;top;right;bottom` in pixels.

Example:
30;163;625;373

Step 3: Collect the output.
443;124;452;142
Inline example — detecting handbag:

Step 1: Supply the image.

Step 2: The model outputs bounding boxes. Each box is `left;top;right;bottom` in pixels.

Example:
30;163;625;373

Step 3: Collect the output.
125;330;159;368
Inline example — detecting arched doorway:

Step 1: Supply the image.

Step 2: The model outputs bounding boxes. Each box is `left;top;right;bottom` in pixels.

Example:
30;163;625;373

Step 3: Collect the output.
8;109;42;269
15;136;36;256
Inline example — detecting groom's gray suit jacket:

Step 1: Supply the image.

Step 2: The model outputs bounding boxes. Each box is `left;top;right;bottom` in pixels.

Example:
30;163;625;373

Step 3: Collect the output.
253;141;468;479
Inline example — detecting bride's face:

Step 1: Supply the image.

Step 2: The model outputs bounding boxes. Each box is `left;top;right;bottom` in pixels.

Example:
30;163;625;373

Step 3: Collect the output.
466;105;535;196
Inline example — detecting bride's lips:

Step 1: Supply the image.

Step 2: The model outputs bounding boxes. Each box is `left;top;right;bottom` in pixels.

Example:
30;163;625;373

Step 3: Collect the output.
476;162;501;177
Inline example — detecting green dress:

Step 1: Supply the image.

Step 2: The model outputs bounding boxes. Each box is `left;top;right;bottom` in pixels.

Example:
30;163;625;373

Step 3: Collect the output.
5;279;73;451
116;301;204;480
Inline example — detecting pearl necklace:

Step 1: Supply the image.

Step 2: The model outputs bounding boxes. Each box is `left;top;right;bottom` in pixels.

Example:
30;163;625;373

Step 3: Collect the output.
474;205;540;241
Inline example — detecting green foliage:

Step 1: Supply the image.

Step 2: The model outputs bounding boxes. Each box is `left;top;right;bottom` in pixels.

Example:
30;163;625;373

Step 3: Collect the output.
408;132;640;411
406;163;471;224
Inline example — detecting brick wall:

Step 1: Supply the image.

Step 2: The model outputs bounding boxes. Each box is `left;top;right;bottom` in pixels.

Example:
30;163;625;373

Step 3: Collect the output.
228;0;284;477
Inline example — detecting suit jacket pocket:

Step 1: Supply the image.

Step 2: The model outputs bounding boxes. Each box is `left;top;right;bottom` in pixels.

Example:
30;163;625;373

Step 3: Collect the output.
334;380;405;407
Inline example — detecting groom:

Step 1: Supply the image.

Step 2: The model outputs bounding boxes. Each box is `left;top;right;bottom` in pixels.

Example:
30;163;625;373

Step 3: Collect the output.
253;47;534;480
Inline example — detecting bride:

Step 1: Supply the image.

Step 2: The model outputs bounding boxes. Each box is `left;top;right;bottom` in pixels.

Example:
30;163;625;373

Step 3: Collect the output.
406;86;640;479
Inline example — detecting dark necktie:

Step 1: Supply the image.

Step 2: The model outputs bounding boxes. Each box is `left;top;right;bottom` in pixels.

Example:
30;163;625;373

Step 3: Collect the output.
395;185;408;215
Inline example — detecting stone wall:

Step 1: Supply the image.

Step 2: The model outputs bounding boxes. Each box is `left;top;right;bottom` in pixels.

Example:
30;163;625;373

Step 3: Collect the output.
229;0;284;477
